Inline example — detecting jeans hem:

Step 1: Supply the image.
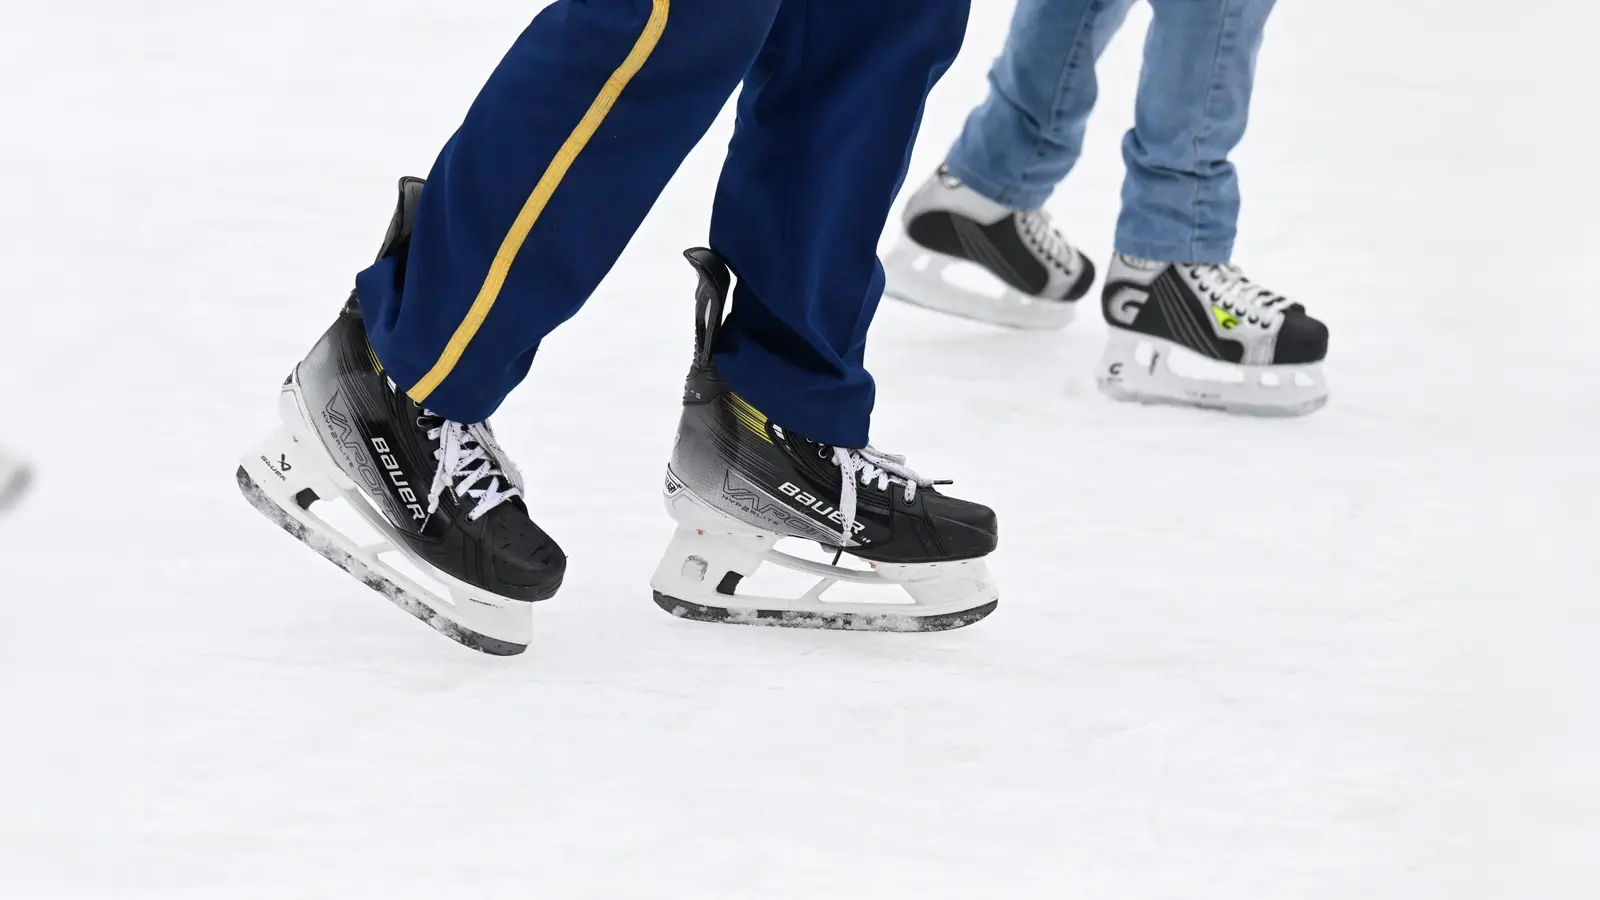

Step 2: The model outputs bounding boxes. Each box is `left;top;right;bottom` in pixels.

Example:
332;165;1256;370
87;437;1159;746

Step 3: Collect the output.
1113;235;1233;264
940;155;1049;211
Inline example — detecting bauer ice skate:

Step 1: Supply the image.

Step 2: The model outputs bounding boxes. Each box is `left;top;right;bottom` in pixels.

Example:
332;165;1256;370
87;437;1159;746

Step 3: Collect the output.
650;249;1000;631
0;448;31;515
236;178;565;655
1097;254;1329;416
883;166;1094;330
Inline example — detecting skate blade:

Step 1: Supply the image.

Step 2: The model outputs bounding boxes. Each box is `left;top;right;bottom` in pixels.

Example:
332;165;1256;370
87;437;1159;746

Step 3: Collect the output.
1095;331;1329;417
883;240;1077;331
650;513;999;633
234;387;533;656
651;590;998;632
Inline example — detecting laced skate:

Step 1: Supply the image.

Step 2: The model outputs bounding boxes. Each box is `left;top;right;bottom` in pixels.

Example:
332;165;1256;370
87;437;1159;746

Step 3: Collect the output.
883;166;1094;330
1097;254;1330;416
650;248;1000;631
235;177;565;655
0;447;31;515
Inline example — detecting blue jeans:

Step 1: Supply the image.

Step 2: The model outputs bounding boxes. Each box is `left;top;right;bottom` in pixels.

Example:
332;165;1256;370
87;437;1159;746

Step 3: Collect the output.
944;0;1277;263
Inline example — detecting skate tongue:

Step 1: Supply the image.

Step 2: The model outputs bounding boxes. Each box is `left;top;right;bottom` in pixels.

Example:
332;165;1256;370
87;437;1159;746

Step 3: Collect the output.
423;418;524;521
829;445;934;547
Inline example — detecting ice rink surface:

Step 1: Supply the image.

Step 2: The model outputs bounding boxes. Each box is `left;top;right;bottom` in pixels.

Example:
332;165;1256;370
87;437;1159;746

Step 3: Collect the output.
1;1;1595;897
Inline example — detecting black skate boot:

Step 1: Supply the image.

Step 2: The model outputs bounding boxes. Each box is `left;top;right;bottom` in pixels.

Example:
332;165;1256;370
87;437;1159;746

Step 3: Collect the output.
883;165;1095;330
1097;254;1329;416
649;249;1000;631
236;177;565;656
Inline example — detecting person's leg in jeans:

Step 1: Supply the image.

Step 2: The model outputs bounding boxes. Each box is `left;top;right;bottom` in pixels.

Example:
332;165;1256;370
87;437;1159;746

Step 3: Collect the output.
882;0;1134;329
944;0;1137;210
1098;0;1328;418
1116;0;1278;263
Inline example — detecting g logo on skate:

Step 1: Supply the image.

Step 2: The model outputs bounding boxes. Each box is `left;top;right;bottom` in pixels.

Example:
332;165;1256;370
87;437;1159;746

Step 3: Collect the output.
1104;285;1147;326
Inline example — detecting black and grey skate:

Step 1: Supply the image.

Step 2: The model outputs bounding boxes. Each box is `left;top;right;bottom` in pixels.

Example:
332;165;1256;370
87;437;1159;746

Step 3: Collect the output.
235;177;564;656
883;165;1095;330
0;448;31;514
649;248;1000;631
1097;254;1329;416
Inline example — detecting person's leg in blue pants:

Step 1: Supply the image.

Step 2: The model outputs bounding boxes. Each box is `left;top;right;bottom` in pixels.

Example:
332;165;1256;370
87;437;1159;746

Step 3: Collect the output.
943;0;1277;262
357;0;968;448
710;0;967;445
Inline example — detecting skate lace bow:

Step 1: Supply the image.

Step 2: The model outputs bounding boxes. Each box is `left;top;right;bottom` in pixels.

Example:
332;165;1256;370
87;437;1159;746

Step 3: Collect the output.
830;446;933;546
1017;209;1078;272
423;416;524;522
1194;264;1289;323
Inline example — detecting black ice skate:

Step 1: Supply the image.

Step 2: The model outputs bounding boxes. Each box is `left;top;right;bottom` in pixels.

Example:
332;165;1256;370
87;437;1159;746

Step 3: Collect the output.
650;249;1000;631
235;178;565;655
1097;254;1330;416
883;166;1095;330
0;448;31;515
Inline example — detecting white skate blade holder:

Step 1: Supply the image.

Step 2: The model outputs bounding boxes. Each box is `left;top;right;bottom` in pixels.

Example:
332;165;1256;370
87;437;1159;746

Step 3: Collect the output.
1097;330;1329;417
235;386;532;656
883;239;1077;331
651;483;999;632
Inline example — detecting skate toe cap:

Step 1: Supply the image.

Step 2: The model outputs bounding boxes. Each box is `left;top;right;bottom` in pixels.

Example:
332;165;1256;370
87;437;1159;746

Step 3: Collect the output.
485;512;566;599
1273;308;1329;364
924;494;999;560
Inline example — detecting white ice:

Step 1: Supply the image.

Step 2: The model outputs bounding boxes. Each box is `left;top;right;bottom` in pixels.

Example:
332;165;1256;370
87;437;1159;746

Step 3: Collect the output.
1;1;1596;897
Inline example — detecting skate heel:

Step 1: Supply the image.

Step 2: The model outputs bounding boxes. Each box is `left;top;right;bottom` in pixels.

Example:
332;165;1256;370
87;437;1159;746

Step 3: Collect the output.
883;239;1077;331
1096;329;1329;417
237;388;353;512
236;381;533;656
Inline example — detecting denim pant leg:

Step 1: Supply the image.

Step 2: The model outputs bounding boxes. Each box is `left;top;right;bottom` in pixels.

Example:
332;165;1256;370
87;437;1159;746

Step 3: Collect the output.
1116;0;1278;263
943;0;1136;210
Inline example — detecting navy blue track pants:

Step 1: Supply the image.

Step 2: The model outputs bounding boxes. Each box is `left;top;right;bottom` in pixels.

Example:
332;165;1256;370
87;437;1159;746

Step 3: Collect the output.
354;0;970;448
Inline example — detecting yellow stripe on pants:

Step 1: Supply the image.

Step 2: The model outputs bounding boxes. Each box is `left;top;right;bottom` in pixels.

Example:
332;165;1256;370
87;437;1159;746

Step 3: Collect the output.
408;0;672;404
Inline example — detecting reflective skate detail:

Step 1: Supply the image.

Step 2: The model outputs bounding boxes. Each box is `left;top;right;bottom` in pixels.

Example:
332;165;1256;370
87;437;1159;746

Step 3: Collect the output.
235;383;532;656
650;477;999;632
1096;329;1329;417
883;239;1078;331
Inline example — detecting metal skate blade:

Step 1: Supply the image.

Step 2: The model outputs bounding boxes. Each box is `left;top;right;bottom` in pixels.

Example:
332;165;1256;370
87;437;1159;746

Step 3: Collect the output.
235;466;530;657
652;590;998;633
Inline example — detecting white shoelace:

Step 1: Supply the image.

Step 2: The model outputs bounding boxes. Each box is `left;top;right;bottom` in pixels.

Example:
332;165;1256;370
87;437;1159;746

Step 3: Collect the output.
1017;208;1079;273
1190;263;1290;326
830;446;934;546
424;418;524;522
